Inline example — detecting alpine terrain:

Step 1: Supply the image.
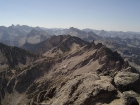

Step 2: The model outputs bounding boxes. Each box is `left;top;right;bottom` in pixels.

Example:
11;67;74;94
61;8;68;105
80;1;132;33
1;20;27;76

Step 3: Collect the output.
0;35;140;105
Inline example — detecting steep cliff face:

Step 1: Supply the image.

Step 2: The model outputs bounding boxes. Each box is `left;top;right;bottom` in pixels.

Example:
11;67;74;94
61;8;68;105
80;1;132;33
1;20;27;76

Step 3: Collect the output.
0;35;140;105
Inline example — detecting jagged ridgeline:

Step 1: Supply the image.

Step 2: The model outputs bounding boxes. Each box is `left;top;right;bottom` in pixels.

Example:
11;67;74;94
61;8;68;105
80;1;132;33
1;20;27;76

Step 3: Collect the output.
0;35;140;105
0;42;39;70
22;35;88;54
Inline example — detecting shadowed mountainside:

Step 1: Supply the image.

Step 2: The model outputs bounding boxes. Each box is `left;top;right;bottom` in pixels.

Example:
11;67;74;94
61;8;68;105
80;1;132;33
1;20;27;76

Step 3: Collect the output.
0;42;39;71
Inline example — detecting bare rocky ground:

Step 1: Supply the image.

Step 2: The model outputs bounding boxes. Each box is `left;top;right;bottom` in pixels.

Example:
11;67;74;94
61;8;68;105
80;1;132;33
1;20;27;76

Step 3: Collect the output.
0;35;140;105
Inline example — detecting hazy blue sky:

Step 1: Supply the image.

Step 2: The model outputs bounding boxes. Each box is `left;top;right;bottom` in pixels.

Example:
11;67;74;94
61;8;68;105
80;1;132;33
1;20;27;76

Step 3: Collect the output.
0;0;140;31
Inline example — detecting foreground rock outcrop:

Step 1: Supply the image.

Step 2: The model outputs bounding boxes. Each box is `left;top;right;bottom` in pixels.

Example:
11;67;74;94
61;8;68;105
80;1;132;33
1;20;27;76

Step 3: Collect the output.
32;73;116;105
114;72;140;92
122;91;139;105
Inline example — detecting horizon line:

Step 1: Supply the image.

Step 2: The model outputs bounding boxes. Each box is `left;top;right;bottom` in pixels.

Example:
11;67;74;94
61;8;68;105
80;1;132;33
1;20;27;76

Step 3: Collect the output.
1;24;140;33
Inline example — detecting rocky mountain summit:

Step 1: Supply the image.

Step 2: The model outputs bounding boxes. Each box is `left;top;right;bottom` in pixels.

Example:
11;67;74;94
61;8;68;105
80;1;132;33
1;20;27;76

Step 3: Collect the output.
0;35;140;105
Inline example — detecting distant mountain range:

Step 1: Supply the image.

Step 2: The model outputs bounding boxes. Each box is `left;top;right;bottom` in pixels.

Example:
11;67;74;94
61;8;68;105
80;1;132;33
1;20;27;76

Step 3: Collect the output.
0;24;140;47
0;25;50;47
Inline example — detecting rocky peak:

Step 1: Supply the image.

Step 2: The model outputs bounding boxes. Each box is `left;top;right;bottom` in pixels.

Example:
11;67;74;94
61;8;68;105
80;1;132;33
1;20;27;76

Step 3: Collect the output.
27;29;42;37
69;27;78;31
87;31;96;35
57;35;88;52
25;29;50;44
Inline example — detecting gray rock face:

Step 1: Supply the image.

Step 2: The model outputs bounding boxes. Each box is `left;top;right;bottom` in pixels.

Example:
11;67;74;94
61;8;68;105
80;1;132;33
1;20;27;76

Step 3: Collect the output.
114;72;139;86
122;91;139;98
114;72;139;92
33;73;116;105
123;97;139;105
122;91;140;105
122;91;139;105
